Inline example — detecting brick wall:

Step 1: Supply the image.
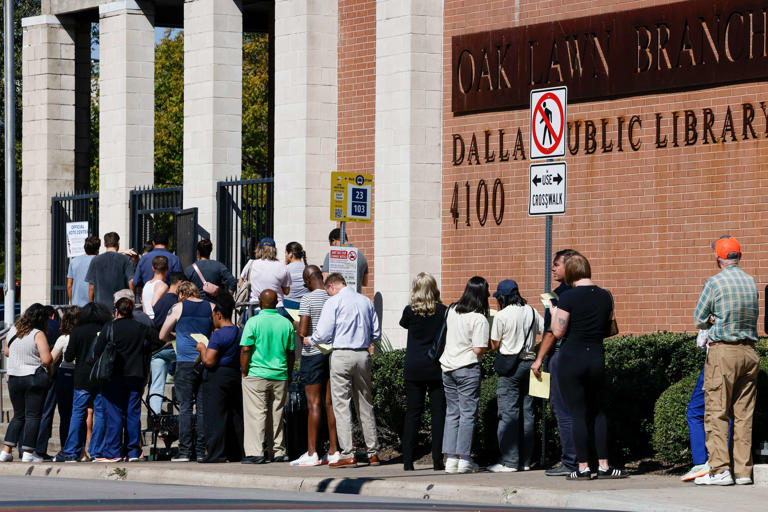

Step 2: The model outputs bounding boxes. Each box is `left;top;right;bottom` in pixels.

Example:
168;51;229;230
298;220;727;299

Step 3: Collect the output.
443;0;768;335
338;0;376;297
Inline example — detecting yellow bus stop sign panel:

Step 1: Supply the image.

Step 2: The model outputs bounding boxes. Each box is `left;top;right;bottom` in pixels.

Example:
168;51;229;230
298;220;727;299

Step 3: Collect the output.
330;172;373;223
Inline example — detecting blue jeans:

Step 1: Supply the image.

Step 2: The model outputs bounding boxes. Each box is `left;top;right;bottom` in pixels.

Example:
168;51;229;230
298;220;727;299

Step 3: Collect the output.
549;349;577;470
62;388;105;458
101;377;144;459
442;364;481;457
687;364;707;465
497;359;535;468
149;348;176;414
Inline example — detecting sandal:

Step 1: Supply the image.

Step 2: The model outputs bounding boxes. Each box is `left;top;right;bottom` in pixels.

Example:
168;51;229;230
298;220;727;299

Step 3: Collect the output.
567;468;592;480
597;466;628;479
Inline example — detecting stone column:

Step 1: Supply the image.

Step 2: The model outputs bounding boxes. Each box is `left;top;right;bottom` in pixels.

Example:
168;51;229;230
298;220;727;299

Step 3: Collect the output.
183;0;242;249
374;0;443;347
98;0;154;244
273;0;337;261
20;15;77;307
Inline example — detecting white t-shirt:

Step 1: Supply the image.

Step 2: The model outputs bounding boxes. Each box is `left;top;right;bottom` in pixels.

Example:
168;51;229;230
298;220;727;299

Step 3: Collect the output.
53;334;75;369
240;259;292;307
490;305;544;359
142;279;161;319
439;309;489;372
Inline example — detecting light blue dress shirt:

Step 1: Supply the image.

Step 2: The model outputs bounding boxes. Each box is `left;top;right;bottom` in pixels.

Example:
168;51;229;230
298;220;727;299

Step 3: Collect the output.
310;286;381;349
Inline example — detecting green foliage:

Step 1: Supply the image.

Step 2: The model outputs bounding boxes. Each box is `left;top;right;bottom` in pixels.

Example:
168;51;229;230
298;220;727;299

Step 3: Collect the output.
473;373;499;460
154;30;184;186
242;33;269;178
652;371;699;464
370;349;408;447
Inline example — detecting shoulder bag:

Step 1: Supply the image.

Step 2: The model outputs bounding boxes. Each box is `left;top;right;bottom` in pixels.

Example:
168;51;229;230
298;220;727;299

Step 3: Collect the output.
494;305;537;377
193;263;220;297
89;322;116;385
235;260;254;305
426;304;454;363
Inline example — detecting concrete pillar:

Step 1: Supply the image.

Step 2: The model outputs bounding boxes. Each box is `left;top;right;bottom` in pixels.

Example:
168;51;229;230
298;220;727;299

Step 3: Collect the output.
98;0;154;244
374;0;443;347
183;0;243;249
273;0;337;262
20;15;77;307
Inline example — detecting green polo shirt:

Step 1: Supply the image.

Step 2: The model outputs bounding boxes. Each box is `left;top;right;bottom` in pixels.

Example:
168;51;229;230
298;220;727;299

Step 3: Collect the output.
240;309;295;380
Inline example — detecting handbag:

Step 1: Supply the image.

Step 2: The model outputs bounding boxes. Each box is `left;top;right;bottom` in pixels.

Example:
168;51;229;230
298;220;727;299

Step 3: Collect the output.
89;322;116;385
494;305;537;377
607;291;619;337
235;260;254;305
192;263;220;297
427;304;455;363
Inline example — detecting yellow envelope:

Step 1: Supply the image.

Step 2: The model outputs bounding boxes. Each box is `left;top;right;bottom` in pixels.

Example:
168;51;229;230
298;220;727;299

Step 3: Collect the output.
529;370;550;399
285;308;301;323
190;333;209;346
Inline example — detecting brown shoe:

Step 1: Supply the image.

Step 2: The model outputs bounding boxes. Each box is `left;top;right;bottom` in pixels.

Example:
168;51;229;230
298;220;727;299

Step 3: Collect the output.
329;456;357;468
368;454;381;466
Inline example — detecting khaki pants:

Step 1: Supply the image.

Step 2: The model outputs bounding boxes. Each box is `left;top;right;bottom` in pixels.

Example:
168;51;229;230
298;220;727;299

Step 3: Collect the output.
703;343;759;478
242;376;287;458
330;349;379;458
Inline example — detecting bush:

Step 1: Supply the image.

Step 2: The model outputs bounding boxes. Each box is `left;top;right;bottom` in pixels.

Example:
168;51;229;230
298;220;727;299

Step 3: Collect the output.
652;372;699;464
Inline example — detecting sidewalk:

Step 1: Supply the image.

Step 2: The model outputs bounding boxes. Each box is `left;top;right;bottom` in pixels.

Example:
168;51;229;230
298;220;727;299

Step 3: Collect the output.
0;461;765;511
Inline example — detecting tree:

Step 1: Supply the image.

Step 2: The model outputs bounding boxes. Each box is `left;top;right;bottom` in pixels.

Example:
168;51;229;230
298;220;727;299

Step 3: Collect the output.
242;32;270;178
153;29;184;186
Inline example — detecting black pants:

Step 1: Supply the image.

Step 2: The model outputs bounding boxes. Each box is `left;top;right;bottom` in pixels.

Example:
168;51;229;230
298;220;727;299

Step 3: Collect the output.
175;362;205;458
202;366;244;462
54;368;75;449
35;376;57;455
5;373;48;451
402;379;446;466
557;342;608;462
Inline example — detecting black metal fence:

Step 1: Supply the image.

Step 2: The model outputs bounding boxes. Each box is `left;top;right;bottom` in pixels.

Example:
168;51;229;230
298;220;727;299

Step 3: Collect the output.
129;186;184;252
51;192;99;305
217;177;274;275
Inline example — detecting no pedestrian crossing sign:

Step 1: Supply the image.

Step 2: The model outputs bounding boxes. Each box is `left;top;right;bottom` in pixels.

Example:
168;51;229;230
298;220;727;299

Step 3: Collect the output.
529;161;566;216
529;86;567;160
330;172;373;223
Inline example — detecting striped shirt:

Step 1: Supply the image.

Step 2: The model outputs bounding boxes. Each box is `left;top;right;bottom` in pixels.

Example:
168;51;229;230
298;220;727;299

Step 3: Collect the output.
299;289;329;356
694;264;758;342
6;327;43;377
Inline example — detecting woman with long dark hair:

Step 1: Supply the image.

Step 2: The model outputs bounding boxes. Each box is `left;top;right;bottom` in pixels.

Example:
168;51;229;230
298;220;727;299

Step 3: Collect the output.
487;280;543;473
93;297;162;462
1;304;53;462
439;276;490;474
400;272;447;471
550;253;626;480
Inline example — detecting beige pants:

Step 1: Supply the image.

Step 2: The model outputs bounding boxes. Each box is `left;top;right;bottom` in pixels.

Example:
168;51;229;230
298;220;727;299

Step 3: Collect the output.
703;343;759;478
330;349;379;458
242;376;287;458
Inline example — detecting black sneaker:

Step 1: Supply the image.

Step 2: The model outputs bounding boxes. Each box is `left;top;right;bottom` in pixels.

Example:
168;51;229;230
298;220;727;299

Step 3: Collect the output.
272;454;290;463
545;463;573;476
567;468;592;480
597;466;628;479
241;456;266;464
53;452;78;463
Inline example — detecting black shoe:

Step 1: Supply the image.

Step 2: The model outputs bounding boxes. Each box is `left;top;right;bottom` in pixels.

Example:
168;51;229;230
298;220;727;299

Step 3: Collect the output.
567;468;593;480
433;462;445;471
241;456;266;464
597;466;628;479
403;462;415;471
545;463;573;476
198;457;227;463
271;454;290;463
37;453;53;462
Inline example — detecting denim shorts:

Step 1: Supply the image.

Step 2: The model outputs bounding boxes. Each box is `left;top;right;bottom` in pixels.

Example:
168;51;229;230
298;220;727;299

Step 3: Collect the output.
299;353;330;386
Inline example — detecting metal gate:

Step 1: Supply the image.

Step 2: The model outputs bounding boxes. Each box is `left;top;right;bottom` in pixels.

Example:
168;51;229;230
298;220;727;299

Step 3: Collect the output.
51;192;99;304
129;186;184;252
216;177;274;274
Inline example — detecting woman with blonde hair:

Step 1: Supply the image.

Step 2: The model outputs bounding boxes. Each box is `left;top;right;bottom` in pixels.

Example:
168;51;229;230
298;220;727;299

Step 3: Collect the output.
237;237;291;321
399;272;447;471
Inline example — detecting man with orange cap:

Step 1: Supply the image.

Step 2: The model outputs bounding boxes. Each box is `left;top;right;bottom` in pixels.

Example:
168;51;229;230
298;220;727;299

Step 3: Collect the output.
692;235;759;486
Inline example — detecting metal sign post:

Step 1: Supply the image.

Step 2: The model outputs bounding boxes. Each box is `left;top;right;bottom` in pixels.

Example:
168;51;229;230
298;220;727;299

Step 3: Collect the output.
4;0;16;329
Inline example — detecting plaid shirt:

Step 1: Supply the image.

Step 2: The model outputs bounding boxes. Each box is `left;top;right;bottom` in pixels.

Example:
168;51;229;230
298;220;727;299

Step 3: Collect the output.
694;264;758;342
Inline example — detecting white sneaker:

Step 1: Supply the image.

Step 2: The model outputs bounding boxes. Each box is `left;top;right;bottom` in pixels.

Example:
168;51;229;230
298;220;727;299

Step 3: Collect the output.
522;466;531;471
735;477;753;485
0;451;13;462
681;463;710;482
445;457;459;474
487;463;518;473
457;459;480;473
21;451;43;463
323;451;341;465
695;470;734;486
291;452;321;467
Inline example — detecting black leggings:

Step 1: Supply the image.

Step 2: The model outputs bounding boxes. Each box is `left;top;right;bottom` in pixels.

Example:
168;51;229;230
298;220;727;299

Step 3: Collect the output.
557;342;608;462
402;379;446;466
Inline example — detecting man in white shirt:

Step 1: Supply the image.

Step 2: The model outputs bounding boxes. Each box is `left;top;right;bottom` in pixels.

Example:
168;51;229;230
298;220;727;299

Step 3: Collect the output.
308;273;380;468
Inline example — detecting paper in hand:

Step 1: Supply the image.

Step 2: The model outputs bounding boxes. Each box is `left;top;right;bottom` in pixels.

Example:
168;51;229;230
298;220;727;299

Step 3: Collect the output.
540;292;558;308
285;308;301;323
190;333;209;346
529;370;551;399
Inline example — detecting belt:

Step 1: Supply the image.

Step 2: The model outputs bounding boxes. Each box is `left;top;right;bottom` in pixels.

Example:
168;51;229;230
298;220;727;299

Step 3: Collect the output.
334;347;369;351
709;339;755;347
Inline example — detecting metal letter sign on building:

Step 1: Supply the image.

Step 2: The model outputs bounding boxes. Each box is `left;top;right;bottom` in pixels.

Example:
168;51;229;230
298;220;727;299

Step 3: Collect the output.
330;172;373;223
529;86;567;216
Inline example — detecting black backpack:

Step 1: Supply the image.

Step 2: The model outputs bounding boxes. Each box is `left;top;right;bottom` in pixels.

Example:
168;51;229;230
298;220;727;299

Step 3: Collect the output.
89;322;116;385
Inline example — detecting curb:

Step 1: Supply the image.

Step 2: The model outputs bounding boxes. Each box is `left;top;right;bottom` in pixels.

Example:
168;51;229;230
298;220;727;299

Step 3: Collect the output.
0;462;725;512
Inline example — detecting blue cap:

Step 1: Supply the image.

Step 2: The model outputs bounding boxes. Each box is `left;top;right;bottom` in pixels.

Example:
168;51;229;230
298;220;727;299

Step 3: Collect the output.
259;237;276;248
493;279;519;298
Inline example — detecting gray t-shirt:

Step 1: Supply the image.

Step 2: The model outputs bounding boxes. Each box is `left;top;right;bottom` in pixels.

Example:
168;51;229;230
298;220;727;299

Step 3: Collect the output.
67;254;95;307
299;289;329;356
85;251;134;309
285;261;308;302
321;250;369;293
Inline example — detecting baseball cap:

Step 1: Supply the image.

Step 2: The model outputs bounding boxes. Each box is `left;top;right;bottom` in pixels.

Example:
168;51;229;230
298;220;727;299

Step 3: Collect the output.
493;279;519;298
259;237;276;248
711;235;741;260
113;289;135;304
